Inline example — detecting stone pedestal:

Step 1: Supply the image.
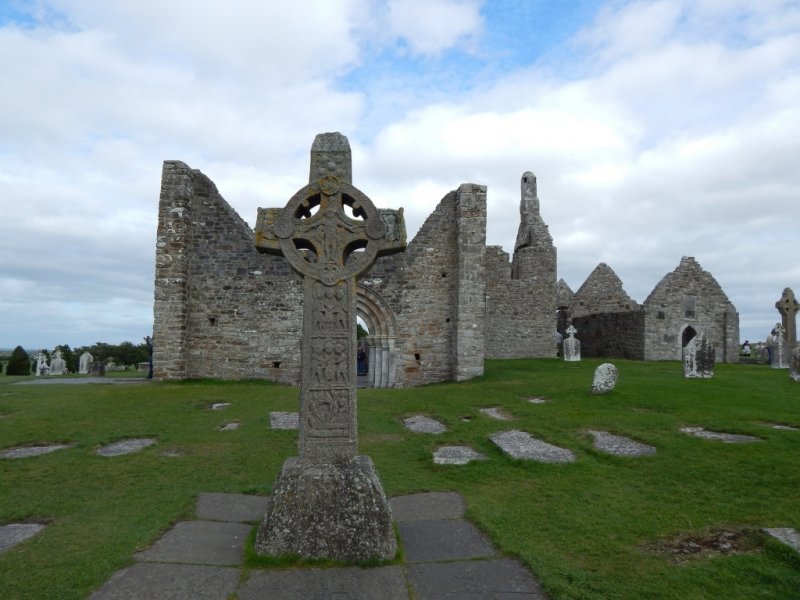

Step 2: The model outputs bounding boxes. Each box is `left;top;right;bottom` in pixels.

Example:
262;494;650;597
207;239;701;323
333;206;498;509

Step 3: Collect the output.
255;456;396;561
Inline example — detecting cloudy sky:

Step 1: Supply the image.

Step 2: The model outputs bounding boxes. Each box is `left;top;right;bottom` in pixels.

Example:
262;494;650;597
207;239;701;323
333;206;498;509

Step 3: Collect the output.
1;0;798;352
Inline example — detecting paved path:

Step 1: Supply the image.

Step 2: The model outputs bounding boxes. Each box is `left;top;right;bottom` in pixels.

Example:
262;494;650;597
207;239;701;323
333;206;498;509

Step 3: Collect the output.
89;491;546;599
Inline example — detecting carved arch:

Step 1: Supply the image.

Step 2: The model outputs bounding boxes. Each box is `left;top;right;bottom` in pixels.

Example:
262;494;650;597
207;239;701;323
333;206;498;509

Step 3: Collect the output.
356;285;398;388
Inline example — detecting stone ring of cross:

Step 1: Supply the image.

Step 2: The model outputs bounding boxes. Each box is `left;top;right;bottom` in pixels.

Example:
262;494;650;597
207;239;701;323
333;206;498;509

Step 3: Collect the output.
274;175;387;286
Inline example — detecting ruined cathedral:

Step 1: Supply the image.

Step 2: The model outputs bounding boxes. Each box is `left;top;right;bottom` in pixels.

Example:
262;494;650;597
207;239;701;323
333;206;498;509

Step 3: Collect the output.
152;133;738;387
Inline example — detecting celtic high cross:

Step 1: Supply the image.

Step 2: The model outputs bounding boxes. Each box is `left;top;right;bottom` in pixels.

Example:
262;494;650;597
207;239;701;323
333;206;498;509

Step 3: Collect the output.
255;133;405;461
253;133;404;561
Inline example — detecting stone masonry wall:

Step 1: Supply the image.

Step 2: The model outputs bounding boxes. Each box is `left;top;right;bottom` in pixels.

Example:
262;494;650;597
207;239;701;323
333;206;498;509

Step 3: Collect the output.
572;311;645;359
642;256;739;363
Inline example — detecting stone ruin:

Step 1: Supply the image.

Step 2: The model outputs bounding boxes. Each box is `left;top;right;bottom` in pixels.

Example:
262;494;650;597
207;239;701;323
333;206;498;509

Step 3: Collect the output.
151;133;740;387
561;257;739;364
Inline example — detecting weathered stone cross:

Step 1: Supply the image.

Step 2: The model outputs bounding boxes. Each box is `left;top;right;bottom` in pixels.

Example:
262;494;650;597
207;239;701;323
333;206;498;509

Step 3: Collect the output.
775;287;799;364
253;132;405;561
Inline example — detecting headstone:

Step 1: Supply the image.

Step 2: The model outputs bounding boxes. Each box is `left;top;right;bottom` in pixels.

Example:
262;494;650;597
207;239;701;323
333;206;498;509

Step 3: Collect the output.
404;415;447;433
254;133;404;562
79;351;93;374
679;427;761;444
771;323;787;369
34;352;49;376
563;324;581;362
96;438;156;457
490;430;576;463
433;446;486;465
49;349;67;375
791;345;800;382
775;287;799;365
682;330;715;378
588;430;656;457
590;363;618;394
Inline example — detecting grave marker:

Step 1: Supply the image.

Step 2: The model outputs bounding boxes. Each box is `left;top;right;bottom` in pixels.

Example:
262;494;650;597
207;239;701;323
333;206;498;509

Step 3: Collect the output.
776;288;798;366
563;324;581;362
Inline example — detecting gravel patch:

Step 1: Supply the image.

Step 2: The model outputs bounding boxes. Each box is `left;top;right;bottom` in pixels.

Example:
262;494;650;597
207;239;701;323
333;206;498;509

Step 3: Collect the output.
404;415;446;434
589;430;656;457
490;430;576;463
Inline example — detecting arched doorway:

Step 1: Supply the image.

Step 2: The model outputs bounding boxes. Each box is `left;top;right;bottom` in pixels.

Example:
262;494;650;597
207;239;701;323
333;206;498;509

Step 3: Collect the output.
356;284;398;388
681;324;697;349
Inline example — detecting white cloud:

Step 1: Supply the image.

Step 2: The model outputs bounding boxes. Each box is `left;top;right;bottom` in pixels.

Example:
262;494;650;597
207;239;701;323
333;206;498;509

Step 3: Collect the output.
386;0;483;55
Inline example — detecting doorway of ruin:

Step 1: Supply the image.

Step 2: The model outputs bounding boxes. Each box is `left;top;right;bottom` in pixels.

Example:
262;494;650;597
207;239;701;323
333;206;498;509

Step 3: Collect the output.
355;284;397;388
681;324;697;349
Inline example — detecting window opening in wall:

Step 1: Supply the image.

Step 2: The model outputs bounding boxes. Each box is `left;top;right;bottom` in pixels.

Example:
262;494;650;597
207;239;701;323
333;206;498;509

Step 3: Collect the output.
208;317;217;326
682;325;697;348
356;316;369;377
657;311;665;320
441;272;447;278
272;361;281;368
682;294;697;319
414;353;421;361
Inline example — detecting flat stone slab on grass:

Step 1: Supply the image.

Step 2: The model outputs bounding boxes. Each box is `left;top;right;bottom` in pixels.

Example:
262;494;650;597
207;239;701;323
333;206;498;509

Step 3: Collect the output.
397;519;497;563
769;423;799;431
406;558;546;600
217;422;240;431
680;427;761;443
433;445;486;465
589;430;656;457
403;415;446;434
96;438;156;457
763;528;800;553
196;493;269;523
390;492;466;522
0;443;74;459
0;523;45;553
526;396;550;404
210;402;230;410
135;521;251;566
239;565;407;600
479;406;513;421
269;411;299;430
490;430;576;463
88;563;240;600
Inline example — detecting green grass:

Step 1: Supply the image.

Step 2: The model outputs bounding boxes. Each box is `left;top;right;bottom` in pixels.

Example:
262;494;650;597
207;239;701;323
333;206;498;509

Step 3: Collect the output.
1;359;799;599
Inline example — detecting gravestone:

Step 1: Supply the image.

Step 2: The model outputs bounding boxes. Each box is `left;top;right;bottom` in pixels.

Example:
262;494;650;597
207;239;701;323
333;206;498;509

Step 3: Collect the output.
34;352;48;376
776;288;798;366
790;345;800;382
563;324;581;361
591;363;618;394
79;351;93;374
50;349;67;375
771;323;787;369
254;133;404;562
683;330;715;378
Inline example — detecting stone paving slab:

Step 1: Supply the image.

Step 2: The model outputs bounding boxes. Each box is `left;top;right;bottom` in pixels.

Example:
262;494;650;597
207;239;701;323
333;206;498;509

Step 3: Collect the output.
403;415;447;434
397;519;497;563
269;411;299;429
239;565;408;600
480;406;513;421
588;430;656;457
0;443;74;459
196;493;269;523
490;430;576;463
96;438;156;457
390;492;466;522
406;557;546;599
88;563;240;600
679;427;761;443
0;523;45;553
763;527;800;552
433;445;487;465
134;521;250;566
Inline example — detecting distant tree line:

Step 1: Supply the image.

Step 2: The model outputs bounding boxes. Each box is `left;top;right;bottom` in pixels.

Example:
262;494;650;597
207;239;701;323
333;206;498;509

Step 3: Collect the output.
1;340;151;375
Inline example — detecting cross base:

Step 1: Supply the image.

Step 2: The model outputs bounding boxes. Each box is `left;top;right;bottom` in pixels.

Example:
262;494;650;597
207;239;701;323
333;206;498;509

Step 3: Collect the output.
255;456;397;562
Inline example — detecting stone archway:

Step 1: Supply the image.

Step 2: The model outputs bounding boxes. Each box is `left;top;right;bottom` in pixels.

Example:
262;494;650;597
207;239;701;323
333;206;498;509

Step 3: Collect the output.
356;285;398;388
681;324;698;350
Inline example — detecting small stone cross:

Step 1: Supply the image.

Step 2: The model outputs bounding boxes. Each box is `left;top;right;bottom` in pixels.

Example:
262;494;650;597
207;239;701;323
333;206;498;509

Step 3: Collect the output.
566;324;577;338
776;287;799;361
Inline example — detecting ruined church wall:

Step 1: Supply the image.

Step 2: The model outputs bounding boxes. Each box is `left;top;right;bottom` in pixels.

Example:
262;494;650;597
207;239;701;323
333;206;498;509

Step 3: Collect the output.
153;161;303;384
485;248;557;359
572;311;645;359
642;258;739;363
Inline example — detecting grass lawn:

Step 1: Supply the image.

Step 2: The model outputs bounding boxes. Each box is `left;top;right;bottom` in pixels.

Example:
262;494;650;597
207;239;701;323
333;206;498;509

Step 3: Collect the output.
1;359;799;599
